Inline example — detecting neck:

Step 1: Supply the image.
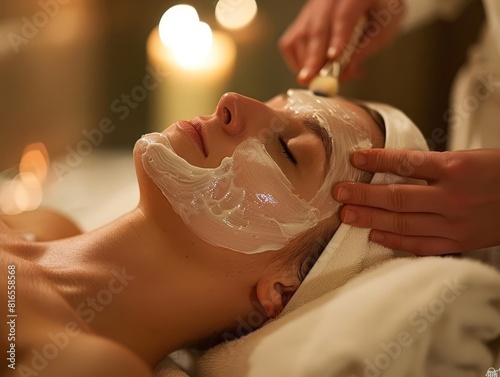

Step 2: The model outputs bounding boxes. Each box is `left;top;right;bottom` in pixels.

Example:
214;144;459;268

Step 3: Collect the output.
36;208;256;366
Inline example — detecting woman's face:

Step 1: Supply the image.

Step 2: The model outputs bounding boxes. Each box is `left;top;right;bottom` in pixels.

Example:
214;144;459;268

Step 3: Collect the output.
161;92;328;200
134;90;383;253
152;92;381;199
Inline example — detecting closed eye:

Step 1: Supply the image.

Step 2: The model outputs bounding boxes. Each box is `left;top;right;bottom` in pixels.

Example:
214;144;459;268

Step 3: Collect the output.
278;136;297;165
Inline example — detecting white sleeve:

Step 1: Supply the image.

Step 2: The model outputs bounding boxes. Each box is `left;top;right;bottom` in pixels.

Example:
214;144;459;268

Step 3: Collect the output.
402;0;477;31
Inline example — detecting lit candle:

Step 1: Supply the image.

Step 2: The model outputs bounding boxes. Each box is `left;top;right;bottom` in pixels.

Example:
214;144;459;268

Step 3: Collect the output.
146;5;237;132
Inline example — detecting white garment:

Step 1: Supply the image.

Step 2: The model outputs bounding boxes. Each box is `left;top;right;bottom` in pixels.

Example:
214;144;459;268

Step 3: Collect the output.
449;0;500;150
404;0;500;150
404;0;500;269
403;0;474;31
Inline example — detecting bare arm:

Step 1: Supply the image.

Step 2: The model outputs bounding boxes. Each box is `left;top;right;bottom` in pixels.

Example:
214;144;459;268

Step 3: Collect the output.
21;334;154;377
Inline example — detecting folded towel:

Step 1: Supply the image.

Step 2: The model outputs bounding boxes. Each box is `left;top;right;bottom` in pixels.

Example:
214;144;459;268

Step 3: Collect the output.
198;257;500;377
154;356;190;377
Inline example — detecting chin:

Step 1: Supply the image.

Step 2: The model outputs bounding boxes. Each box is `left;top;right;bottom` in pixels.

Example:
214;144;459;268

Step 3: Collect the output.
133;148;173;218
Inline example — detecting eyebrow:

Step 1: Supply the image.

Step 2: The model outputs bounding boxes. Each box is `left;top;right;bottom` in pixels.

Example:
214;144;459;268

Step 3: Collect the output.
301;115;333;175
280;92;332;175
280;93;385;179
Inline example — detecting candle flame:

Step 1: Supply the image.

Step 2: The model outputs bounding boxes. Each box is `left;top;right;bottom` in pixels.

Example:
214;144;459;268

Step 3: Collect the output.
19;142;50;184
158;5;213;69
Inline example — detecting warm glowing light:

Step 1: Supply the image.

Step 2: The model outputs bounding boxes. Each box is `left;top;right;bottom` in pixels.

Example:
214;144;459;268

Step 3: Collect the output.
0;174;42;215
158;5;213;69
215;0;258;30
159;5;199;48
14;174;43;212
172;21;213;69
0;180;21;215
19;142;49;184
0;142;49;215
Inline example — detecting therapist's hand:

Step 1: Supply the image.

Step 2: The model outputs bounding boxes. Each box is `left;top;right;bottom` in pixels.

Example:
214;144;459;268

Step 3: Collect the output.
332;149;500;255
279;0;405;84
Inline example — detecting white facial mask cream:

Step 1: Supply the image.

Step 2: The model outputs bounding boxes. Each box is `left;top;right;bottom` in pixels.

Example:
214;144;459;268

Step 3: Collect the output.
135;89;372;253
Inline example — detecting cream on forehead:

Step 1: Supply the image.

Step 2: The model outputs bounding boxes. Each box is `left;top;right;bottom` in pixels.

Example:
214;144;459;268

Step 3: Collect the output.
285;89;368;142
135;90;371;254
285;89;372;214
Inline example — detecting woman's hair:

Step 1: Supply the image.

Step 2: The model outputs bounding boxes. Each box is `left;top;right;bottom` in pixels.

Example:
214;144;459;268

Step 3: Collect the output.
275;217;339;282
275;167;373;284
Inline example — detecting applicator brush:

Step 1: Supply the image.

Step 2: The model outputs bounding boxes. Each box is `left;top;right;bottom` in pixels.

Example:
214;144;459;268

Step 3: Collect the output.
309;17;366;97
309;61;340;97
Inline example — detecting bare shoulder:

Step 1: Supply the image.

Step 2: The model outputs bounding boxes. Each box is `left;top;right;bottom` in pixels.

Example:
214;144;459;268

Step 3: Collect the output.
16;333;153;377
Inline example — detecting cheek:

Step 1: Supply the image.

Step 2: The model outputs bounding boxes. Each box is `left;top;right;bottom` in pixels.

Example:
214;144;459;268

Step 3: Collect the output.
162;129;202;166
138;136;326;254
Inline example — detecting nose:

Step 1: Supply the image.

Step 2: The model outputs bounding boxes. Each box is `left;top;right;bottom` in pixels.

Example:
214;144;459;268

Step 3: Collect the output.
216;92;265;137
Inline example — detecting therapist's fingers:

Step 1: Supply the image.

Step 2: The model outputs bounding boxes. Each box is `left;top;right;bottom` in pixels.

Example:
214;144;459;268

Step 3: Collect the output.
333;182;441;214
345;2;405;70
279;0;338;82
368;231;462;256
279;0;317;73
349;149;449;181
339;206;464;255
279;38;301;74
300;31;329;84
279;6;310;73
298;0;339;83
329;0;370;60
285;38;308;75
328;0;405;78
334;149;500;254
339;206;452;238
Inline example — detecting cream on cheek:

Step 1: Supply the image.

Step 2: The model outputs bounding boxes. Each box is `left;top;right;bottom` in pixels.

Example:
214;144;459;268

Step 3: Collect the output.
134;90;372;254
135;135;319;254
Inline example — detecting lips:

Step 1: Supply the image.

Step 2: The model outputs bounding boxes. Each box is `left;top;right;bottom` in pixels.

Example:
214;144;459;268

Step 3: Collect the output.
176;119;207;157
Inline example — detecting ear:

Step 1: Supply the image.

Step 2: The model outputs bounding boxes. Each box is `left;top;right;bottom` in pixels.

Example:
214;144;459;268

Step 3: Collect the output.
256;272;301;319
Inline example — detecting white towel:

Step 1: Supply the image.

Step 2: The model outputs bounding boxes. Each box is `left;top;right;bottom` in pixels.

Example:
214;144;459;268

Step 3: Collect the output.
198;257;500;377
154;355;190;377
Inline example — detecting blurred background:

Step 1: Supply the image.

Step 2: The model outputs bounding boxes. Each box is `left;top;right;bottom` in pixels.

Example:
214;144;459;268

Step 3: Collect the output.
0;0;484;226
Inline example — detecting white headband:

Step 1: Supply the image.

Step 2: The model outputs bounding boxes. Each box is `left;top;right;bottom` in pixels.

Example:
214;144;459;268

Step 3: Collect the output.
282;101;429;315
